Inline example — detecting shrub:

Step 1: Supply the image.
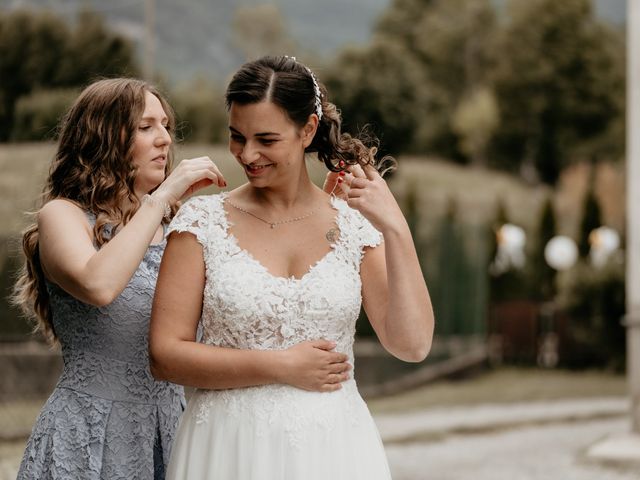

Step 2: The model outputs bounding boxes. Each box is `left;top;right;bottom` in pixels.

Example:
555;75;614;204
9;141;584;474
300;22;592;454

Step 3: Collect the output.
11;88;78;141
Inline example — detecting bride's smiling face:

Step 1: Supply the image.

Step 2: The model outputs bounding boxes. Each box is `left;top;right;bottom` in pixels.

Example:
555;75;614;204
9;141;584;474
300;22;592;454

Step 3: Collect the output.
228;100;317;185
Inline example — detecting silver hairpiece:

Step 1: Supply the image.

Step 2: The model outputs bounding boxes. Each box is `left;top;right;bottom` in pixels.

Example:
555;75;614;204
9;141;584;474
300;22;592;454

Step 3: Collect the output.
307;68;323;120
285;55;322;120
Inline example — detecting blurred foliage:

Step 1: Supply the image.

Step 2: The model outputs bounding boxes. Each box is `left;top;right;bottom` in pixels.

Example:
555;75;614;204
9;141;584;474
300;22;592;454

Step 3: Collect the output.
556;259;626;370
491;0;625;184
578;178;603;258
451;87;499;167
430;199;490;336
171;77;228;144
11;88;78;141
325;39;430;155
326;0;624;184
232;4;297;61
0;239;30;338
0;8;138;141
327;0;497;160
530;197;558;300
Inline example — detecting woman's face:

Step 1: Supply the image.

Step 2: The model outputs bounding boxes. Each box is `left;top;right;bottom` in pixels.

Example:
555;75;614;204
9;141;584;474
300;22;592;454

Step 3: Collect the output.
228;100;316;187
132;91;172;196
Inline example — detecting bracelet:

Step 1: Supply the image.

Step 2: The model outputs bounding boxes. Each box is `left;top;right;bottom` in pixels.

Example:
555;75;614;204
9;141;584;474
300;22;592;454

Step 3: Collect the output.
142;193;171;219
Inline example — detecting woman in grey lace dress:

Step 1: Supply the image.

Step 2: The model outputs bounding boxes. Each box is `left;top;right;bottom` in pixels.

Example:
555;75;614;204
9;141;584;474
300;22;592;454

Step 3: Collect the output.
13;77;350;479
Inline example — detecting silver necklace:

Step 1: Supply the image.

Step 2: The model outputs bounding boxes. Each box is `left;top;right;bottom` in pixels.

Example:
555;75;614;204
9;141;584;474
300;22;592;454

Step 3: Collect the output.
225;198;316;229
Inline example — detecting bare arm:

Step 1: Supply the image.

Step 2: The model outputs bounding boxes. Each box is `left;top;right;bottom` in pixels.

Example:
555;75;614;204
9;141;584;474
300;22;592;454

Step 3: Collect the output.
39;157;225;306
346;165;434;362
149;231;351;391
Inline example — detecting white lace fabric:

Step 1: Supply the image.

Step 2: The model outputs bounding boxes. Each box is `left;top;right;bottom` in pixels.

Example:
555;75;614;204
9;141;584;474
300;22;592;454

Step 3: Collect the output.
167;193;382;447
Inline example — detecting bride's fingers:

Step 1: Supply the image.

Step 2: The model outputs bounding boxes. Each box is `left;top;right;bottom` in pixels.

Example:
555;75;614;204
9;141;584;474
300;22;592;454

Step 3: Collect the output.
363;163;380;181
348;164;366;179
326;373;348;384
349;177;368;190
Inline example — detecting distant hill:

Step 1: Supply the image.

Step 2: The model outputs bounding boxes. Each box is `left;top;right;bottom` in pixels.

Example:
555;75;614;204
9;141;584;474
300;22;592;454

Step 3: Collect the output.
0;0;389;85
0;0;625;86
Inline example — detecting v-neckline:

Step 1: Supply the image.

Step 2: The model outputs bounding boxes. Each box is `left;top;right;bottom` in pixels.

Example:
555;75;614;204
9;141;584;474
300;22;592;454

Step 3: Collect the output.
218;192;343;283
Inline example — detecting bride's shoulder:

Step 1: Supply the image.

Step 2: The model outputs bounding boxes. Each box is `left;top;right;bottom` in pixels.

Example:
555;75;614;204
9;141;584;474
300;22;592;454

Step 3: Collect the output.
178;193;226;212
330;196;382;249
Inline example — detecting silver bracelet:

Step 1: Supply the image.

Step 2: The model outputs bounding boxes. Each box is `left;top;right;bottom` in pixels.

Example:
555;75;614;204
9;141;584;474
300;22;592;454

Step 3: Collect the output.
142;194;171;219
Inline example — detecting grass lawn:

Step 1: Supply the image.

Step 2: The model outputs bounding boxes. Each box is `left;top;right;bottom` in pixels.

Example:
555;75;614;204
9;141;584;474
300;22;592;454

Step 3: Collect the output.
367;366;628;414
0;142;340;237
1;142;624;240
0;142;552;239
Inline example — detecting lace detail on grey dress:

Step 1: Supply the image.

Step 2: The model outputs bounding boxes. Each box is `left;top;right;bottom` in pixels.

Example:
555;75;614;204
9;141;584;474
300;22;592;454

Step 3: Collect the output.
168;193;382;448
18;214;185;480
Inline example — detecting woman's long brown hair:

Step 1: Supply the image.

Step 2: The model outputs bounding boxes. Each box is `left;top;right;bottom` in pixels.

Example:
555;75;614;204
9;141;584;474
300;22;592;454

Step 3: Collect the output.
12;78;176;344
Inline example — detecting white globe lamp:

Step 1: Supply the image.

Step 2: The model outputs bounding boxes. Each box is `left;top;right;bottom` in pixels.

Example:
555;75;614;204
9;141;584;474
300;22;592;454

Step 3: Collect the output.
544;236;578;271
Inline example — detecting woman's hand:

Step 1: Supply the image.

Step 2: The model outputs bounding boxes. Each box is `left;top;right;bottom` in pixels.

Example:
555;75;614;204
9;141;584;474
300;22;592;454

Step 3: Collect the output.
278;340;351;392
342;164;405;233
322;171;346;199
154;156;227;206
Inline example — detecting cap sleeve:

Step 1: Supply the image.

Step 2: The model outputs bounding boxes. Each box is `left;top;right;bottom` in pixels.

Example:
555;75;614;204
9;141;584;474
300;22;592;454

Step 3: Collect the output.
167;195;211;247
353;210;383;250
333;197;383;258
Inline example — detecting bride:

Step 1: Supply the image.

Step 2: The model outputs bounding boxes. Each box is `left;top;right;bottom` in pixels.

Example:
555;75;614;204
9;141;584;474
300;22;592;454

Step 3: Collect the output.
149;55;434;479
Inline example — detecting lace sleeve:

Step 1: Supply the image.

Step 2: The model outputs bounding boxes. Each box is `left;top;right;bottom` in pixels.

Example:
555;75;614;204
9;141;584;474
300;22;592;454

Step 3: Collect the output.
167;196;210;247
355;212;383;250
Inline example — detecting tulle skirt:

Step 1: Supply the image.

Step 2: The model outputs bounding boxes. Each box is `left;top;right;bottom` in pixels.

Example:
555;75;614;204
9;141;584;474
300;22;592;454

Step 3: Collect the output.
167;380;392;479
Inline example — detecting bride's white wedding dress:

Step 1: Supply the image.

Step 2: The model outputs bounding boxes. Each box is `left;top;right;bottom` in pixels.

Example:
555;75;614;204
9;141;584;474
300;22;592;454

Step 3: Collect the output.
166;193;392;479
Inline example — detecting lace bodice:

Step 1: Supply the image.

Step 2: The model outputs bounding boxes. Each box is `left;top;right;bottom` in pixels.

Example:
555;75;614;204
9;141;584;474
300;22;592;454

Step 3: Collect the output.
168;193;382;445
168;193;381;360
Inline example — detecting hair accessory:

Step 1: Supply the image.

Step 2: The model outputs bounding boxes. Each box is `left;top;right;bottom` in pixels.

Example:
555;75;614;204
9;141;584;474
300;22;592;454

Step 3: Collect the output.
285;55;322;120
306;68;323;120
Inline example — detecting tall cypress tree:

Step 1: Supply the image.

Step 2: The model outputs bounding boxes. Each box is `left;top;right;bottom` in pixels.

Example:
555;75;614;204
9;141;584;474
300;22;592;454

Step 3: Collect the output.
578;177;602;258
532;197;557;299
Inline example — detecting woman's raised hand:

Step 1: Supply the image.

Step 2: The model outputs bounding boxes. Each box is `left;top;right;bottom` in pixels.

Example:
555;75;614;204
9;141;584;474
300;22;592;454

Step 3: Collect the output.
154;156;226;206
342;164;404;233
278;340;352;392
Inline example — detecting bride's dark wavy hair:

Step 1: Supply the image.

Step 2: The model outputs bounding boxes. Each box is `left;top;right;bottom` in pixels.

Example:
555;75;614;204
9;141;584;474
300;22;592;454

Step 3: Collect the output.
225;55;396;174
12;78;177;344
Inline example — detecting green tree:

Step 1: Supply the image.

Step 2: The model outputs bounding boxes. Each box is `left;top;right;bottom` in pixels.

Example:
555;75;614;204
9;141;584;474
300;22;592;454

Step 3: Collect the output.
325;39;429;154
375;0;498;158
172;77;227;144
57;10;138;85
0;9;68;139
578;177;602;258
531;197;557;299
11;88;78;141
232;4;297;61
0;8;138;141
491;0;624;184
451;86;500;166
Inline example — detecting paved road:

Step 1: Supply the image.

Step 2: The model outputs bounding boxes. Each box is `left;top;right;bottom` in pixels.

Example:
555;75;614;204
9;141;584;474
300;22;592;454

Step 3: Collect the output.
385;417;638;480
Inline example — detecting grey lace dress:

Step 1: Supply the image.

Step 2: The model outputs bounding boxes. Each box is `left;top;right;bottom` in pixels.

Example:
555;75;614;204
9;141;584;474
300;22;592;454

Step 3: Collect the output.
17;218;185;480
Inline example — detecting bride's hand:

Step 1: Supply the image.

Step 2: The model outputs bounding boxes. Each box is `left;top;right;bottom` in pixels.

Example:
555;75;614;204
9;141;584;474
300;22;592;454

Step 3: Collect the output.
278;340;351;392
342;164;405;234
